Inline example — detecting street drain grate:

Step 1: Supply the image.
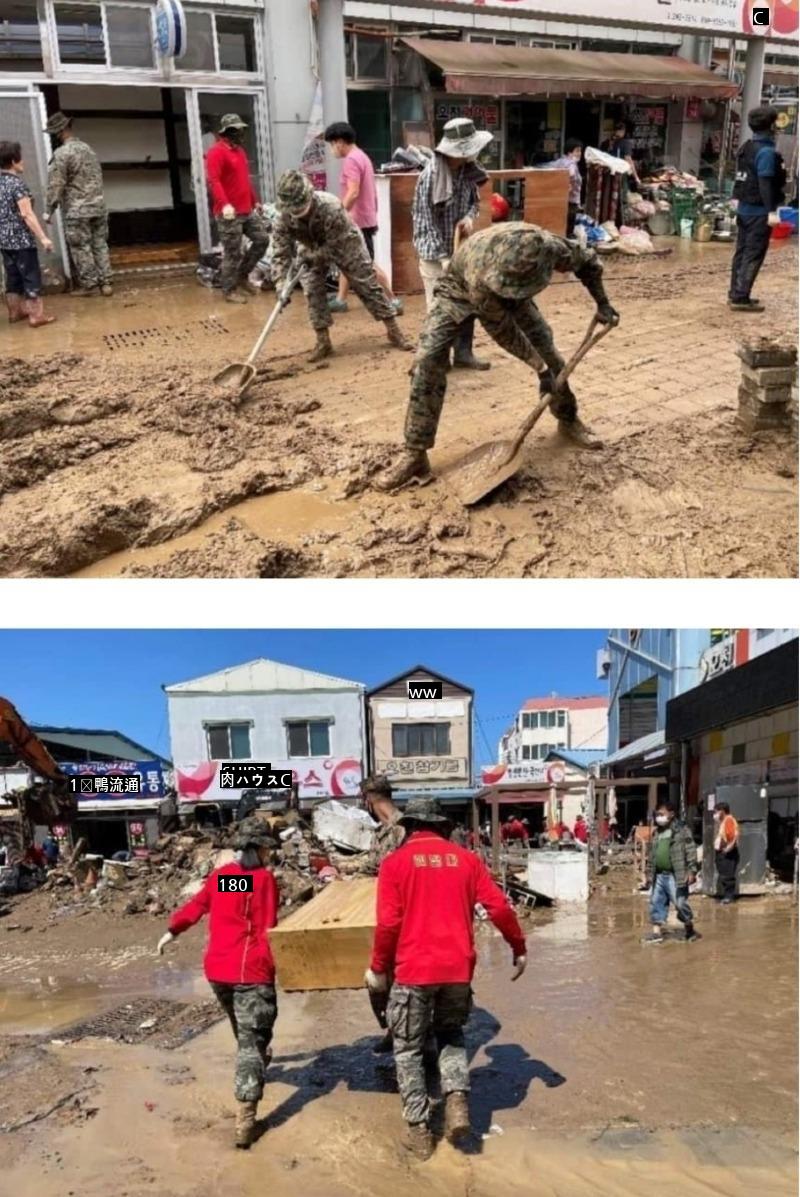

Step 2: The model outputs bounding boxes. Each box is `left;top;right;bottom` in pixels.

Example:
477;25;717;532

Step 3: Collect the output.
104;316;227;351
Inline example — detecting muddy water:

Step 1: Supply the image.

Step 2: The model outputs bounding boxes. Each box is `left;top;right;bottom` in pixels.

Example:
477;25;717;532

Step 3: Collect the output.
72;490;356;577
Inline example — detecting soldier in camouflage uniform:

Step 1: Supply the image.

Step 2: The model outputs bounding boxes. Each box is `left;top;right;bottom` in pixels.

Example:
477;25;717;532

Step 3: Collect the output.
366;797;527;1160
205;113;271;303
271;170;412;361
45;113;112;297
375;222;621;492
158;818;279;1149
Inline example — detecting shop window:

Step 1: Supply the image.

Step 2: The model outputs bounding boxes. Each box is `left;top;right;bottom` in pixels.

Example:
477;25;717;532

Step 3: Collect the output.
286;720;331;758
180;10;215;71
391;723;451;757
557;710;566;727
106;5;154;69
0;1;44;71
206;722;252;760
522;745;531;760
55;2;105;64
345;31;387;81
731;743;747;765
217;15;255;72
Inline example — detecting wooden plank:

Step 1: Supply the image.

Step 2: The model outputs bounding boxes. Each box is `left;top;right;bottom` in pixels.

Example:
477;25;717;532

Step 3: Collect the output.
269;878;376;992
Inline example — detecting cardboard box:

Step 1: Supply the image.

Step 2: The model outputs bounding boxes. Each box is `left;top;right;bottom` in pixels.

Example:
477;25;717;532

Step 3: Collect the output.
269;878;376;991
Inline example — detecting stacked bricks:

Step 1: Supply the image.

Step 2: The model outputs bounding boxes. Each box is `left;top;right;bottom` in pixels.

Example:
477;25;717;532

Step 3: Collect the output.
736;336;798;434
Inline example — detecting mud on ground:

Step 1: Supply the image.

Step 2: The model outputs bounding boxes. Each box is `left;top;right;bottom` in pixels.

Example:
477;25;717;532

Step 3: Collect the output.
0;243;796;578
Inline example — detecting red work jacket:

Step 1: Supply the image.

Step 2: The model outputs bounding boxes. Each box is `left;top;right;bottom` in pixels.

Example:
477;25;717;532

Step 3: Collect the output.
169;862;279;984
205;138;258;216
371;830;526;985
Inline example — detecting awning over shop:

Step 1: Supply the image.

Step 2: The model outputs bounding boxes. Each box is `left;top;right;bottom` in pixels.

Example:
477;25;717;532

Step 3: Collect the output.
602;729;666;767
402;38;740;101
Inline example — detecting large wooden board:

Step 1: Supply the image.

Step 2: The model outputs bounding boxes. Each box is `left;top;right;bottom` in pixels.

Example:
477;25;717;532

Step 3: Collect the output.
268;878;377;992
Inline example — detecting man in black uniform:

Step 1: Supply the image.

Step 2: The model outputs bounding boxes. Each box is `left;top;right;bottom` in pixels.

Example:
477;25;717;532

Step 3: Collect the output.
729;106;786;313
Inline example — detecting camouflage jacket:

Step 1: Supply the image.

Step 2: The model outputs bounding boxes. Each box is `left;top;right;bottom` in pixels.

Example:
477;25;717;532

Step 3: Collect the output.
271;191;364;283
444;223;598;308
47;138;106;219
647;820;699;888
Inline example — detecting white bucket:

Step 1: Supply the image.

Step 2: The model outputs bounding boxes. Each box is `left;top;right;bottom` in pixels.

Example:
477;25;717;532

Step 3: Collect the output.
680;217;694;240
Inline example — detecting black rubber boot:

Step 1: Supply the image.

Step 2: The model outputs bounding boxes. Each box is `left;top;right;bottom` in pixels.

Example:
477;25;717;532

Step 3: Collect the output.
452;318;490;370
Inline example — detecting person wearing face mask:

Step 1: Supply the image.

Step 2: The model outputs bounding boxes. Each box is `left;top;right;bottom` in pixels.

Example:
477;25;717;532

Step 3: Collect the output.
646;801;701;944
44;112;111;297
205;114;270;304
157;818;279;1148
713;801;740;904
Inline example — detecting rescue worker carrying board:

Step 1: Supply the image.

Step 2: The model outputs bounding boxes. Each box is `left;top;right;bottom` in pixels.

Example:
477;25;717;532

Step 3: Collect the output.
374;222;620;493
271;169;413;361
365;796;527;1160
158;818;280;1149
728;105;787;313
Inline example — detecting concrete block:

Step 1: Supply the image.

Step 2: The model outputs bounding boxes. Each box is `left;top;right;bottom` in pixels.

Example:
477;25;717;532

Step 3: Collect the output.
738;382;791;410
742;364;797;388
737;340;798;369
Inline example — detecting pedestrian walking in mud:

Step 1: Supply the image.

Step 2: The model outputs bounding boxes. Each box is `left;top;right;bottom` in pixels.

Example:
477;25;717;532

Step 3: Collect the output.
549;139;585;236
271;169;412;362
374;222;620;492
646;801;701;944
1;140;56;327
205;114;270;304
413;117;493;371
714;801;740;904
728;106;786;313
44;112;112;297
365;796;527;1160
157;818;279;1148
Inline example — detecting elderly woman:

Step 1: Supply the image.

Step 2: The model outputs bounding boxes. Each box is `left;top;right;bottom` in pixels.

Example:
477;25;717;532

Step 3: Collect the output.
158;818;280;1148
0;140;55;327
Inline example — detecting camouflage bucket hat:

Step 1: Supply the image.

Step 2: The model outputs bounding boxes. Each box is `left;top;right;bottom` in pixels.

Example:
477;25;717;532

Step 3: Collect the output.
482;227;547;299
233;818;275;851
276;169;314;214
399;796;449;826
45;112;71;136
220;113;247;133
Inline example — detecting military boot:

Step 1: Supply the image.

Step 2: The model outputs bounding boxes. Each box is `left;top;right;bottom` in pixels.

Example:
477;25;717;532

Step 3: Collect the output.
384;317;413;351
72;286;100;297
234;1099;258;1149
444;1091;471;1144
373;450;432;492
5;293;25;323
452;320;490;371
308;328;333;362
224;289;247;305
100;283;113;297
558;416;603;450
404;1122;435;1161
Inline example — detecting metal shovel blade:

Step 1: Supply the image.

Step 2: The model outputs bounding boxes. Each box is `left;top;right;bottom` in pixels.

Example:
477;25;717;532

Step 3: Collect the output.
444;438;524;507
213;361;257;401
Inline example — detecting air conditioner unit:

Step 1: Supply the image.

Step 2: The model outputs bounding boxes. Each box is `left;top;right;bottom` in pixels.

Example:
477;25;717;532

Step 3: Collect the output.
596;649;611;680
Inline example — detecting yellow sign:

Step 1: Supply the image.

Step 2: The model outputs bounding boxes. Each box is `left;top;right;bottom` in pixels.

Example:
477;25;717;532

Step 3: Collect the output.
776;112;790;129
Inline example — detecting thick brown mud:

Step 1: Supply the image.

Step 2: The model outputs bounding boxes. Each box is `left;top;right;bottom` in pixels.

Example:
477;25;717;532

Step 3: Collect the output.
0;241;796;578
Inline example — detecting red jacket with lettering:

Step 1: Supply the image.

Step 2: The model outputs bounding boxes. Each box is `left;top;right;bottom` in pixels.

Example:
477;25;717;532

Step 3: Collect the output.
205;138;258;216
371;830;526;985
168;861;279;984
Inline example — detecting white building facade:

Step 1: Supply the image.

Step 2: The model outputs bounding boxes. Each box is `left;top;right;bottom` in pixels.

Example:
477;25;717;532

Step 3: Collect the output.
500;695;608;765
165;657;366;803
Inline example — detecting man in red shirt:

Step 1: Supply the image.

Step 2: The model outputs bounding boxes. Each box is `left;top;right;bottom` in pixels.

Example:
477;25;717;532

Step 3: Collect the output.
205;114;270;304
366;796;527;1160
157;819;279;1148
573;814;588;843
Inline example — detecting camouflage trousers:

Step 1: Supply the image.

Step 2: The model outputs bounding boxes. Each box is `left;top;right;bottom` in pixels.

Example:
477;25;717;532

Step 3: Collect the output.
64;215;111;290
219;209;270;295
299;240;394;332
405;292;574;453
387;982;472;1125
210;982;277;1103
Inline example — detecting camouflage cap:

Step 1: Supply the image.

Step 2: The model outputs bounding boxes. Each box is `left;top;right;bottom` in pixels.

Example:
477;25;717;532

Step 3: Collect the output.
45;112;71;136
220;113;248;133
233;817;275;851
276;169;314;214
479;226;551;300
399;796;449;826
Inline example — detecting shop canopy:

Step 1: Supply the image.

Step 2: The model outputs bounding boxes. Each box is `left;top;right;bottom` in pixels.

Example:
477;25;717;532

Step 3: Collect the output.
402;38;739;101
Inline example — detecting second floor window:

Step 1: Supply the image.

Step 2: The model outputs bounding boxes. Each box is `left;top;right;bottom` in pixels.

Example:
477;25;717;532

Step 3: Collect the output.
392;723;451;757
286;720;331;757
206;722;251;760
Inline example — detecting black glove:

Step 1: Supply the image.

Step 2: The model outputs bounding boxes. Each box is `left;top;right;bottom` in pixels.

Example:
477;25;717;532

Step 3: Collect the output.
539;370;577;410
538;368;556;396
596;302;620;327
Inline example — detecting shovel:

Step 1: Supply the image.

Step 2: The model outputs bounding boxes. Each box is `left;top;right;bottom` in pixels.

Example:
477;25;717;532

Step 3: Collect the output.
444;314;613;507
214;261;304;402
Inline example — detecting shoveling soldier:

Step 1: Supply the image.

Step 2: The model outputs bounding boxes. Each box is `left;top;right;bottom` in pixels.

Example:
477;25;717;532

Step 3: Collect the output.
44;112;112;297
375;222;620;491
157;818;279;1149
271;169;412;361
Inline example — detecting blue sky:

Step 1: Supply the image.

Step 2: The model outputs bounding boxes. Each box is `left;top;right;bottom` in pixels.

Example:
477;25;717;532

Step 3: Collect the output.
0;629;607;763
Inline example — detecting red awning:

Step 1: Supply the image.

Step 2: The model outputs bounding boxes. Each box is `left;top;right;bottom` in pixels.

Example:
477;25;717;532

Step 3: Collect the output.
403;38;740;101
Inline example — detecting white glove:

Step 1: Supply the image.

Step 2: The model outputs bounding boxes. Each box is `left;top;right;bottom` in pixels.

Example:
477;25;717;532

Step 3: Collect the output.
221;204;236;221
511;955;527;982
43;212;52;224
767;211;781;228
157;931;175;955
364;968;388;993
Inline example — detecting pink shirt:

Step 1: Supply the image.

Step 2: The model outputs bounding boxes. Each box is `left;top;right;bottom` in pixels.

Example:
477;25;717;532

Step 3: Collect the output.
340;145;378;230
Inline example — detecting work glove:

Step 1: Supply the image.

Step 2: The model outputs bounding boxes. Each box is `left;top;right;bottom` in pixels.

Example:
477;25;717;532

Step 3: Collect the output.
364;968;389;993
456;216;474;238
767;211;781;228
511;955;527;982
156;931;175;955
43;212;52;224
368;986;390;1029
221;204;236;221
596;302;620;327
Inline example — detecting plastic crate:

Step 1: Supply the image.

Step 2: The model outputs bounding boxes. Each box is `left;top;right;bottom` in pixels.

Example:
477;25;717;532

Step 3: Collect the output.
670;187;698;235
